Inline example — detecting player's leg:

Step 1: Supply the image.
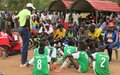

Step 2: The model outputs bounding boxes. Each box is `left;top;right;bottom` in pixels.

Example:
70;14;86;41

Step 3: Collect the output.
28;57;34;66
52;58;63;69
59;59;70;70
92;61;97;75
53;59;70;72
58;48;64;56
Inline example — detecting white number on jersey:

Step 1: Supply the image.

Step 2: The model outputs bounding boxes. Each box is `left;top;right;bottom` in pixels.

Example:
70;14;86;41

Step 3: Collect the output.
67;49;71;54
37;59;42;69
100;57;106;68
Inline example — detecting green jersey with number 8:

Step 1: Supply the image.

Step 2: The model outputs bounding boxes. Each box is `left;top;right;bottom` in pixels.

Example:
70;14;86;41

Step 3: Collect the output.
64;46;77;57
92;52;110;75
32;48;49;75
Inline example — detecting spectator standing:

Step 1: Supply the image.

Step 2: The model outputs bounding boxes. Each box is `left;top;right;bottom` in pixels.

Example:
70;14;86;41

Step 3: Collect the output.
72;12;80;25
15;3;35;67
64;12;70;30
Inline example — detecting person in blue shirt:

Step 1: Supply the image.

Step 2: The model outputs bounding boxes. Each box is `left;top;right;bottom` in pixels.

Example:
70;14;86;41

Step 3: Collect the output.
104;22;120;63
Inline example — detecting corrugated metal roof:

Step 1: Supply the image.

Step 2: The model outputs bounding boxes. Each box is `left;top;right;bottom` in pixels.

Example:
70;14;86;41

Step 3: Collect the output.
63;1;73;8
87;0;120;11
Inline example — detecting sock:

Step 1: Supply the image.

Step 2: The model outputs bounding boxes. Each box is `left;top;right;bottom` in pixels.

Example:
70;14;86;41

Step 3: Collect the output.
60;59;71;70
28;57;34;65
58;48;64;56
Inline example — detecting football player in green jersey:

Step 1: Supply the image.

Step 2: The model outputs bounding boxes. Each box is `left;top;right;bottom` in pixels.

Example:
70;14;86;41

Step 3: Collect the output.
53;40;77;72
32;40;49;75
27;40;49;75
65;41;89;73
92;45;110;75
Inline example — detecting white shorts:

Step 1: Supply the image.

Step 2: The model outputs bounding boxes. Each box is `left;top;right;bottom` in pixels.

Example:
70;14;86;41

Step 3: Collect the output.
77;65;81;72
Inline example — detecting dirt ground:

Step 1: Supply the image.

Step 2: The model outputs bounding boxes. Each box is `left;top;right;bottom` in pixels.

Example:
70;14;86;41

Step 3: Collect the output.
0;50;120;75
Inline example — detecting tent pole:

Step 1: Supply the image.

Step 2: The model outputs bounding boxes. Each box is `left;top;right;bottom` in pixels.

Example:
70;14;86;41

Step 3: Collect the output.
96;10;98;24
70;9;72;23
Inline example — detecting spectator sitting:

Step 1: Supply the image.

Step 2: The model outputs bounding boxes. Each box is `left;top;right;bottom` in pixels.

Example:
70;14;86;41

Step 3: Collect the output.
88;25;103;47
38;22;53;35
0;29;11;58
9;31;22;56
104;22;120;63
54;23;66;46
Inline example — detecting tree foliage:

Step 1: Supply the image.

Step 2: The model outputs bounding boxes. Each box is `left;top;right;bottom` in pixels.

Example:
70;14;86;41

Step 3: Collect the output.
0;0;54;10
32;0;54;10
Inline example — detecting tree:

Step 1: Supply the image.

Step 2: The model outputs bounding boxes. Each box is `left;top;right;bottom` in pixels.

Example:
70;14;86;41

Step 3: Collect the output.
0;0;54;10
32;0;54;10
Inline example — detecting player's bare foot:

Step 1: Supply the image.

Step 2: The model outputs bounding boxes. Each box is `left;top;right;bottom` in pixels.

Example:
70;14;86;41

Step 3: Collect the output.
20;64;27;67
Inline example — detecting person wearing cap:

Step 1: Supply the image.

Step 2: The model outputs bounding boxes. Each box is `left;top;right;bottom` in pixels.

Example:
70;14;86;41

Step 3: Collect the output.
15;3;35;67
104;22;120;63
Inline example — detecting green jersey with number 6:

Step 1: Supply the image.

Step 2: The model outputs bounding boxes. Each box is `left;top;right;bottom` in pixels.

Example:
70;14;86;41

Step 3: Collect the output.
32;48;49;75
92;52;110;75
64;46;77;57
72;51;89;72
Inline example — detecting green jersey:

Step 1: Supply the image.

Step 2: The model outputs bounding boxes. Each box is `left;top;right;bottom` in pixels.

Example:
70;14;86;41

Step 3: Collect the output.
72;51;89;72
64;46;77;57
45;46;56;57
92;52;110;75
32;48;49;75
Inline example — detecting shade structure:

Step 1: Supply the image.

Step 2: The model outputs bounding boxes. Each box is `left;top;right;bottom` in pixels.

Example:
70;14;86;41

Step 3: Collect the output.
63;1;73;9
70;0;120;12
47;0;73;11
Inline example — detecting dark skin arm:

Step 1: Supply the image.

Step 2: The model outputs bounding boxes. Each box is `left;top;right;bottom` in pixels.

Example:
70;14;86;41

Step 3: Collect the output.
65;54;79;70
14;18;19;28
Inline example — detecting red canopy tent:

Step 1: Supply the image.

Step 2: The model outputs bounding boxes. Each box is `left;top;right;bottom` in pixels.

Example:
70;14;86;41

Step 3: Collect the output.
87;0;120;12
70;0;120;12
63;1;73;9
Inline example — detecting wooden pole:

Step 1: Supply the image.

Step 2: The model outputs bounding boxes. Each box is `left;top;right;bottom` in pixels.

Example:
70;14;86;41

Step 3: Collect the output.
96;10;98;24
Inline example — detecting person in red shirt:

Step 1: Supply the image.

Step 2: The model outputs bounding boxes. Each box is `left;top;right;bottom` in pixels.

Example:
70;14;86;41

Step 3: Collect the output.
9;31;22;56
0;29;11;58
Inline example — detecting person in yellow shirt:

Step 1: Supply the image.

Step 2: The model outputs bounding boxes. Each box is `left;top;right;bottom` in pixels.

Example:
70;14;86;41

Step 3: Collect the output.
54;24;66;46
31;18;38;34
88;25;103;47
